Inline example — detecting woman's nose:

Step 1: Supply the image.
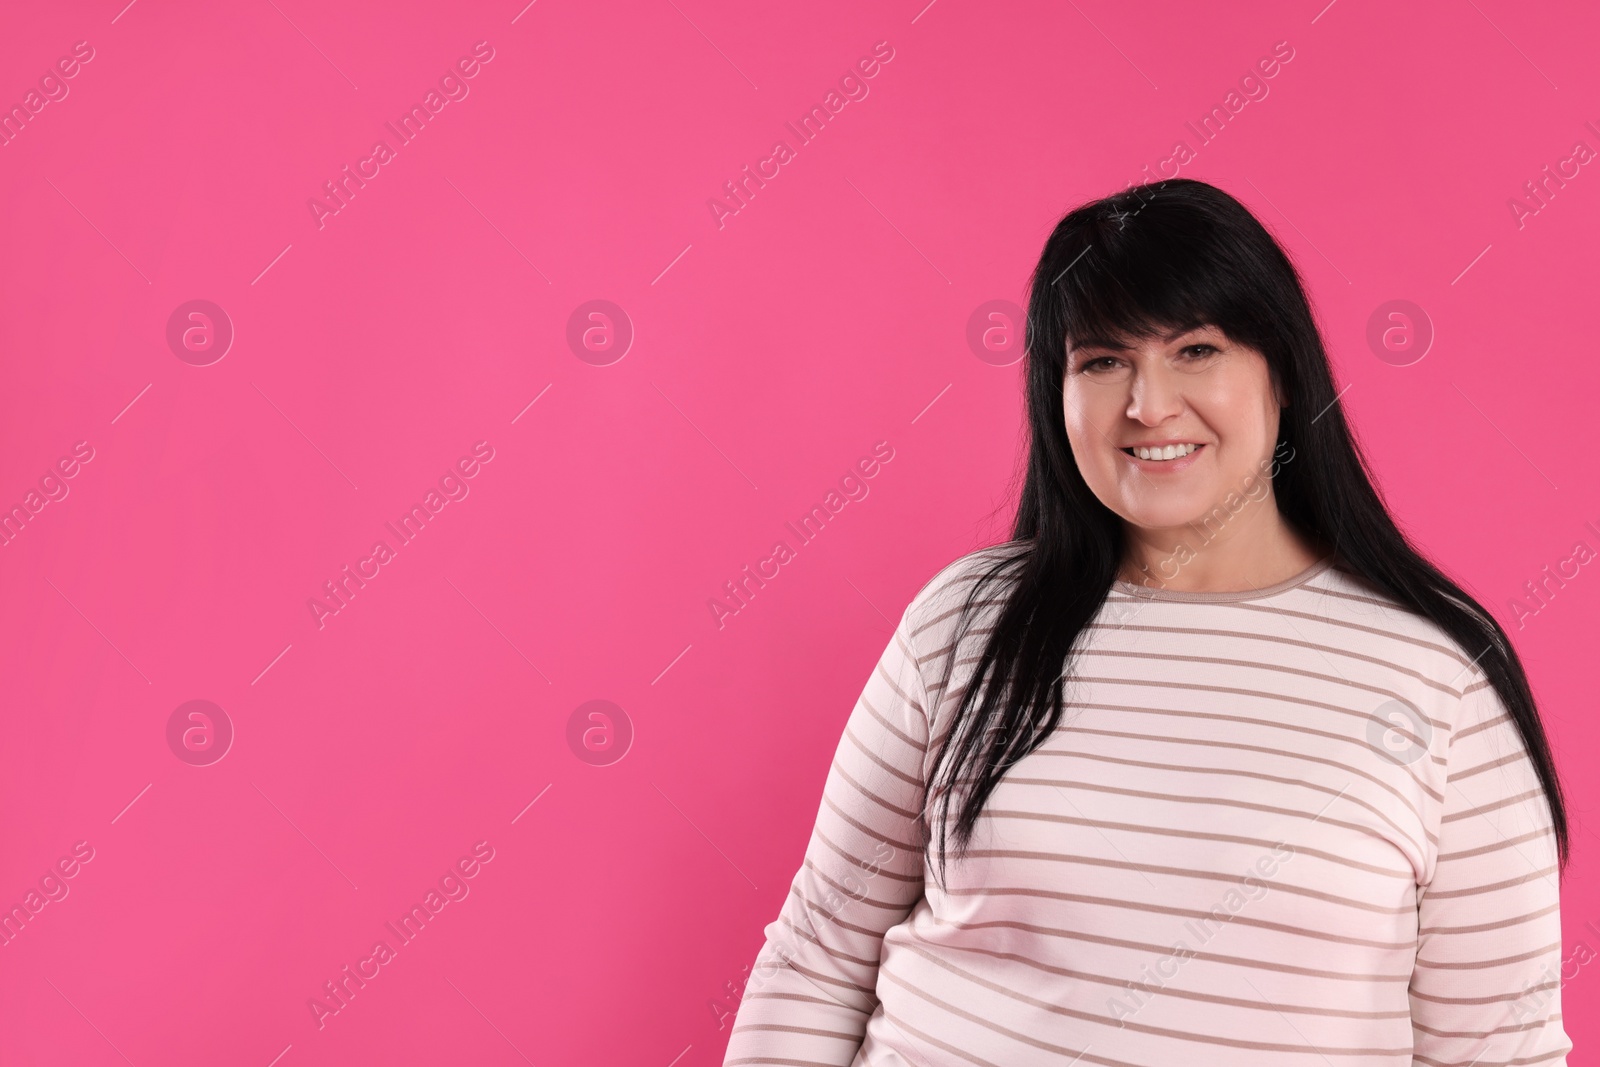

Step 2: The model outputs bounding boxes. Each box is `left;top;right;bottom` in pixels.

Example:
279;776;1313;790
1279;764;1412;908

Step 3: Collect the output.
1125;365;1185;423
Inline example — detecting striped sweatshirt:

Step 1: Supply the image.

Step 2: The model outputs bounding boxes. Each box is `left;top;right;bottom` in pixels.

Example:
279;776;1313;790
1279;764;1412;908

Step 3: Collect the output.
722;543;1571;1067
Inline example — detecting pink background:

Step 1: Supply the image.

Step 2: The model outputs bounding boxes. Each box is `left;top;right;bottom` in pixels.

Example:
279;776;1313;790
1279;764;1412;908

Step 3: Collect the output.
2;0;1597;1063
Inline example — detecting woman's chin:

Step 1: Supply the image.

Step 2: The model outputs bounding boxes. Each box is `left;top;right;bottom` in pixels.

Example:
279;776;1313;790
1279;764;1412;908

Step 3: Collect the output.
1115;493;1218;532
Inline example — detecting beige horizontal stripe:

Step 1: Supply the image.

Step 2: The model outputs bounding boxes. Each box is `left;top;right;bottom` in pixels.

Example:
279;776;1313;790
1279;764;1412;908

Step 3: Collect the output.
919;912;1411;982
1033;727;1436;825
938;883;1416;950
1408;979;1559;1006
776;912;878;972
1069;665;1449;735
1418;900;1559;936
1048;722;1434;816
1437;825;1554;863
1415;938;1562;971
1087;618;1468;695
819;791;922;856
832;763;921;822
858;687;926;754
1214;583;1480;674
1011;775;1421;870
1046;695;1432;783
921;652;1446;791
812;829;921;886
1441;785;1543;822
1411;1047;1567;1067
785;885;902;942
887;945;1415;1056
776;951;873;998
980;806;1410;878
726;1022;860;1043
796;859;911;914
1106;589;1479;675
1078;649;1458;721
1449;748;1531;784
1423;866;1558;900
844;719;922;789
1413;1017;1548;1040
954;848;1415;914
877;1003;1042;1067
1453;709;1510;743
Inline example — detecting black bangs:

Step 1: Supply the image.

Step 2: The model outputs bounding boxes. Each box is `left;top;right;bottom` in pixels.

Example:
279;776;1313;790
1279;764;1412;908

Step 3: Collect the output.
1034;179;1281;367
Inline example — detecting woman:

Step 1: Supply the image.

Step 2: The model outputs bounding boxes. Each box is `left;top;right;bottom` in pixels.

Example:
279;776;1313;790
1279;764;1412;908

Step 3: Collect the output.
720;178;1573;1066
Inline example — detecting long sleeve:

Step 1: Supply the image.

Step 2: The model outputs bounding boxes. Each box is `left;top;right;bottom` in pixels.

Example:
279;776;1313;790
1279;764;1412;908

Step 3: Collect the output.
721;606;933;1067
1409;675;1572;1067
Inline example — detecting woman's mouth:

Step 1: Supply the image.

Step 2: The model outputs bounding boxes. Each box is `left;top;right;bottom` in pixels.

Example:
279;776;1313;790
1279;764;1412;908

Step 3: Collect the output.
1120;443;1205;471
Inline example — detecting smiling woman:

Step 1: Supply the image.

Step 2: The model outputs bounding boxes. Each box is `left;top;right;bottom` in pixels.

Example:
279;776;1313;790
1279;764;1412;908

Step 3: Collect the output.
1062;317;1320;589
723;178;1573;1067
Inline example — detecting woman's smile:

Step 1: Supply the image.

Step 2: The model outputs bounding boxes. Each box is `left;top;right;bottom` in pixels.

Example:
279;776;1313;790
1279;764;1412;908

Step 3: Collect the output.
1119;441;1207;471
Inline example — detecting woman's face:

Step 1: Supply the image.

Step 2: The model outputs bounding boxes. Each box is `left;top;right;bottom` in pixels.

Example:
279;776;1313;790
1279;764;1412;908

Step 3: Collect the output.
1061;323;1285;536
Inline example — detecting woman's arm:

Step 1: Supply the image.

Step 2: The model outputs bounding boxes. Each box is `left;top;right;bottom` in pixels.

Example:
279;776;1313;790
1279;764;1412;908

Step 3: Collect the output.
720;606;933;1067
1409;677;1572;1066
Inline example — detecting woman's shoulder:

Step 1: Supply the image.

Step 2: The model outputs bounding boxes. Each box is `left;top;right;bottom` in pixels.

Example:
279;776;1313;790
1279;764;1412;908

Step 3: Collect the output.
1309;559;1501;696
901;539;1030;648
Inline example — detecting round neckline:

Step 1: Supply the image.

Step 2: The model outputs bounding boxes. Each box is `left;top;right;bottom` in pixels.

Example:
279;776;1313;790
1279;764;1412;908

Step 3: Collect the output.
1112;555;1337;603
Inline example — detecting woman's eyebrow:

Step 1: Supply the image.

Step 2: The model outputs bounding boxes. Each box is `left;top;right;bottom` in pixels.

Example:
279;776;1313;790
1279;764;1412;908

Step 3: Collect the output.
1069;335;1132;354
1070;323;1212;354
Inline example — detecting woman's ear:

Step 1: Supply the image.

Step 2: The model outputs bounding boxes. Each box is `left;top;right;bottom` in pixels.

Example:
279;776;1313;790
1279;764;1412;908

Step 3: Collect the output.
1271;371;1290;409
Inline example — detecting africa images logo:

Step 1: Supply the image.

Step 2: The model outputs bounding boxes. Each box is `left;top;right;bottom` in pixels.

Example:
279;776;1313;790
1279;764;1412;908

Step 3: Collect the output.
307;841;496;1029
307;41;497;230
706;40;896;230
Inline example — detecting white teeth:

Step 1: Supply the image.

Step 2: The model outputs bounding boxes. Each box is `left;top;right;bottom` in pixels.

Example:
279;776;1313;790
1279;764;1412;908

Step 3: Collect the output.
1130;443;1198;461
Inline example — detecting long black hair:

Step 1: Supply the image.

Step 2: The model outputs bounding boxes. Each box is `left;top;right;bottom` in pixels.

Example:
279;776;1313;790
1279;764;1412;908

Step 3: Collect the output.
923;176;1568;889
